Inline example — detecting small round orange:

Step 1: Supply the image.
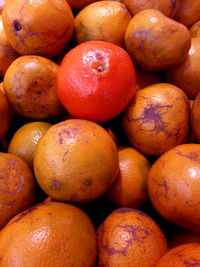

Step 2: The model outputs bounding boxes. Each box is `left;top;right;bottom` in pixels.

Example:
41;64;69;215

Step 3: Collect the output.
2;0;74;58
148;143;200;232
122;83;190;156
3;55;64;120
8;121;52;167
156;243;200;267
97;207;168;267
0;88;10;140
0;152;35;229
0;201;97;266
104;146;151;208
74;1;132;47
33;119;119;203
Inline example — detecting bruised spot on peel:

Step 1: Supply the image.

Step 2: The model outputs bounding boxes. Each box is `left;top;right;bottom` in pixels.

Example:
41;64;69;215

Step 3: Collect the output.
113;208;133;214
11;203;42;224
83;178;92;186
13;20;21;32
51;180;61;190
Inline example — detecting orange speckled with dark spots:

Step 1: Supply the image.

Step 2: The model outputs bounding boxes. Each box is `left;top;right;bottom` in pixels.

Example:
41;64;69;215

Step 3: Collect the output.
156;243;200;267
124;9;191;72
96;207;168;267
0;152;35;229
0;201;97;266
122;83;190;156
148;143;200;232
33;119;119;203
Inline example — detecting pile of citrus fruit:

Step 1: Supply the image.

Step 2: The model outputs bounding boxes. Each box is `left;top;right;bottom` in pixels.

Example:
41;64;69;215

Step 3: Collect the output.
1;0;200;266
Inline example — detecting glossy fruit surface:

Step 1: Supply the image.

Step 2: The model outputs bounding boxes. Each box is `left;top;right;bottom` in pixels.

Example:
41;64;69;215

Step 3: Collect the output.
34;119;119;203
57;41;136;123
0;201;97;266
97;207;168;267
148;143;200;232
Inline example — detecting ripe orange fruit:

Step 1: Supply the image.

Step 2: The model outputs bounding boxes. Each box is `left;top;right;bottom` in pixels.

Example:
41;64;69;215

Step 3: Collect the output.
34;119;119;203
174;0;200;27
57;41;136;123
122;0;180;18
0;89;10;140
165;38;200;99
74;1;131;47
8;121;52;167
3;55;64;120
0;201;97;266
0;15;19;77
156;243;200;267
148;143;200;232
104;146;151;208
122;83;190;156
97;207;168;267
2;0;74;58
0;152;35;229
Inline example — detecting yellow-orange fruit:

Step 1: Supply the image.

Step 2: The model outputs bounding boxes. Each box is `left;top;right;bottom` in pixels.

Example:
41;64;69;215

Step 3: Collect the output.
0;201;97;266
122;83;190;156
74;1;132;47
2;0;74;58
97;207;168;267
34;119;119;203
148;143;200;232
0;152;35;229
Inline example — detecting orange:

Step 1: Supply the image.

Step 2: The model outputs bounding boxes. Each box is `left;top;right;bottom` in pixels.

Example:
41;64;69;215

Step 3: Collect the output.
8;121;52;167
97;207;168;267
3;55;64;120
0;88;10;140
190;21;200;37
156;243;200;267
122;0;180;18
74;1;132;47
148;143;200;232
0;152;35;229
174;0;200;27
57;41;136;123
0;201;97;266
165;38;200;99
67;0;97;10
0;15;19;77
2;0;74;58
104;146;151;208
168;229;200;248
122;83;190;156
33;119;119;203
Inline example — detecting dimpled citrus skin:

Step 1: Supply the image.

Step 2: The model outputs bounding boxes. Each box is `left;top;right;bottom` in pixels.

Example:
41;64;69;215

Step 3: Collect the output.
0;153;35;229
148;143;200;233
97;208;168;267
156;243;200;267
8;121;52;168
0;201;97;267
2;0;74;58
3;55;64;120
122;83;190;156
0;89;10;140
33;119;119;203
74;1;132;47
